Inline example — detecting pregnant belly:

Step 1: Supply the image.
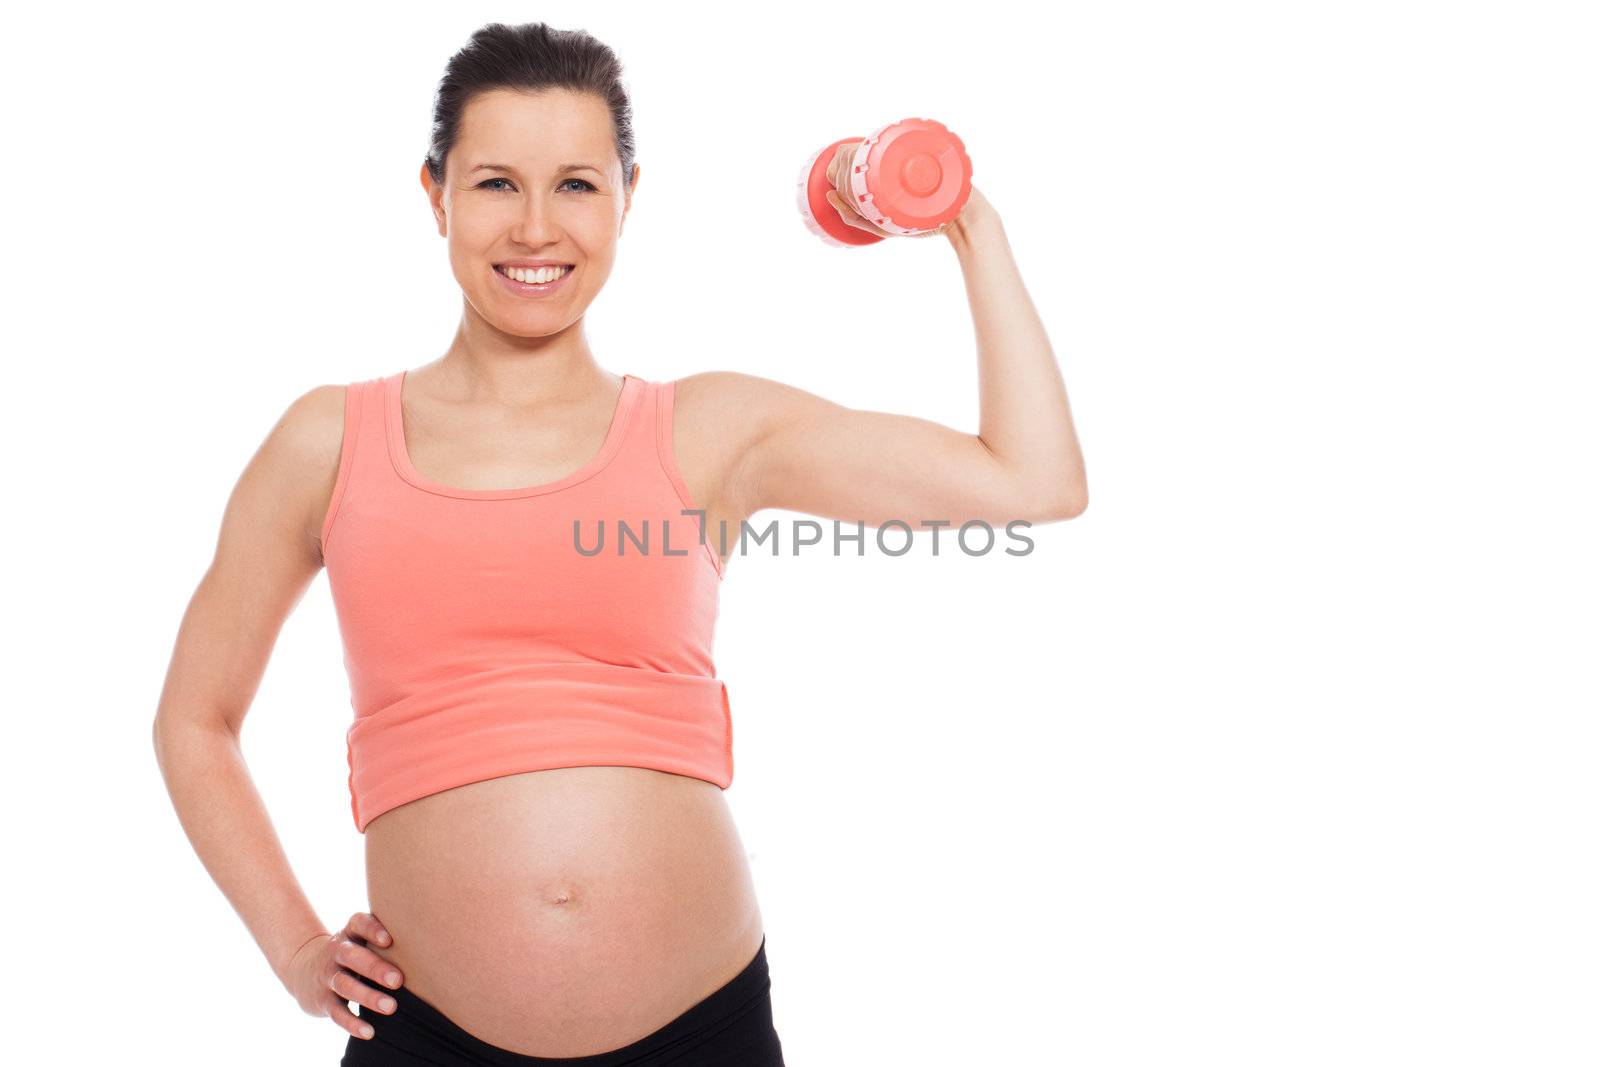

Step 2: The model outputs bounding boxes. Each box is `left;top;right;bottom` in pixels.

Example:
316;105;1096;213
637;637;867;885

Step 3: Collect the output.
362;766;765;1058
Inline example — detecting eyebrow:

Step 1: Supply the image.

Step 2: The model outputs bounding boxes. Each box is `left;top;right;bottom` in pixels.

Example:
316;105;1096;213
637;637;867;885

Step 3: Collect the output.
469;162;604;177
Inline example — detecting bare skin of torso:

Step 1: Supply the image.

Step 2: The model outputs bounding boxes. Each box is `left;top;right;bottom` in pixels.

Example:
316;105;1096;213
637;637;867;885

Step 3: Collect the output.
346;367;763;1058
364;770;764;1057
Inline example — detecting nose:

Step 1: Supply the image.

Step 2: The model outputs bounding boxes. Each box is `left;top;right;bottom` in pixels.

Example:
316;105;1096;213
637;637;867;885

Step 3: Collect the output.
510;195;562;248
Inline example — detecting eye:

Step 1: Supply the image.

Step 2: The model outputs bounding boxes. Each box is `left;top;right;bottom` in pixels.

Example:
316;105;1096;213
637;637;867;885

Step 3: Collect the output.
474;177;594;192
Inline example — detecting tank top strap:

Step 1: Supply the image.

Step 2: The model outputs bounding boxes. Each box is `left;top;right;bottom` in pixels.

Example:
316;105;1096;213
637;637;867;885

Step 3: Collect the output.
319;376;392;556
595;375;724;579
600;376;692;501
602;375;657;464
650;377;705;518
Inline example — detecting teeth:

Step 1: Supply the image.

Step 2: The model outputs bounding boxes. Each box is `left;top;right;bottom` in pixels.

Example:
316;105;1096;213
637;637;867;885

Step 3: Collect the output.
501;265;571;284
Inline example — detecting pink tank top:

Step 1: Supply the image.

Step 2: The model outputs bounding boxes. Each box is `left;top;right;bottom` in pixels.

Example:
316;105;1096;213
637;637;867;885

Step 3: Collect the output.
321;370;730;832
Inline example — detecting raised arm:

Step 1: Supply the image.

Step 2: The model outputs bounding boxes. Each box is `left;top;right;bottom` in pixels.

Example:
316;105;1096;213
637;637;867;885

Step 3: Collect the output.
692;189;1086;530
151;383;345;983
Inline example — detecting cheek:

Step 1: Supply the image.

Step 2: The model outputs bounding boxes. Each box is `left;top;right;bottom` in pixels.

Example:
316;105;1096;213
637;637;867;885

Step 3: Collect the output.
576;222;621;260
446;226;507;283
449;210;501;249
446;241;484;285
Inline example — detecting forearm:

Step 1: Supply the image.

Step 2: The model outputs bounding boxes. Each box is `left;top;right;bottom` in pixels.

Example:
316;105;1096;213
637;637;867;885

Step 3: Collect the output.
152;718;328;986
946;199;1087;510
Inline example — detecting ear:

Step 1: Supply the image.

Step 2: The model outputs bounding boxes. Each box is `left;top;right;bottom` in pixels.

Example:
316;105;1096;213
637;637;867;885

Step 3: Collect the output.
420;162;446;236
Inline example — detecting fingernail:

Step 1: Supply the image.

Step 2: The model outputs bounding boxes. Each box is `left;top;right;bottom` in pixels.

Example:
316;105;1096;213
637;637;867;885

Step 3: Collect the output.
387;971;401;987
378;931;391;944
379;996;396;1013
361;1025;374;1038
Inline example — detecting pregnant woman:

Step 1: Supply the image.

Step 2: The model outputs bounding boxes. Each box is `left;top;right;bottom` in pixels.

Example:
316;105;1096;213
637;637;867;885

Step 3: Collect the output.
152;20;1086;1066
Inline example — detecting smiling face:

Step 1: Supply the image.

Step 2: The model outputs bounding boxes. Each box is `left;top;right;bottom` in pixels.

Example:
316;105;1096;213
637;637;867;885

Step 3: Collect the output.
423;87;638;335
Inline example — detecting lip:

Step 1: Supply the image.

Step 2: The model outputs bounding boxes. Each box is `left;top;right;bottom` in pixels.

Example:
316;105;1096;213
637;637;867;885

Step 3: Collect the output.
493;263;575;297
496;258;574;269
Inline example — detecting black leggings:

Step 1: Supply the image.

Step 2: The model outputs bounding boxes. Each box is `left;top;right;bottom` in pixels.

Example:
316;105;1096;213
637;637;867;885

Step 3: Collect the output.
340;937;785;1066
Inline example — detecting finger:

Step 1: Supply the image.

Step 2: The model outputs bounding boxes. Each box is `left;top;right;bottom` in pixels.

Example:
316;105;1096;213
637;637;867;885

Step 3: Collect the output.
352;912;392;949
330;966;400;1017
828;144;851;190
825;144;898;237
824;191;866;233
336;937;404;990
828;191;892;238
324;989;377;1040
832;146;853;201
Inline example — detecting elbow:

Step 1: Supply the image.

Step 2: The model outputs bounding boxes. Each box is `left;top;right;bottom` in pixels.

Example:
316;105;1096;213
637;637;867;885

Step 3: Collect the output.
152;711;177;750
1054;490;1088;520
1010;454;1087;521
152;710;235;761
1002;487;1085;525
1036;479;1088;521
152;714;172;768
993;465;1088;523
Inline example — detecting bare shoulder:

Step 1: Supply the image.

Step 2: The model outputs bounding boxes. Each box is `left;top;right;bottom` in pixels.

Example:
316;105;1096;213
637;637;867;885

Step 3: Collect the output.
668;370;846;521
234;382;349;564
269;383;348;477
672;370;841;447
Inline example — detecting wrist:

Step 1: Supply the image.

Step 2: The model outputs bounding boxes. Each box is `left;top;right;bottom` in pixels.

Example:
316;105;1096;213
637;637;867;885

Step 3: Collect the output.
273;928;330;985
945;197;1002;254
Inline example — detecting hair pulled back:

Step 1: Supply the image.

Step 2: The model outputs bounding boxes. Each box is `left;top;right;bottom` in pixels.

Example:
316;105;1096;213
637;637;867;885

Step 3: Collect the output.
425;22;636;192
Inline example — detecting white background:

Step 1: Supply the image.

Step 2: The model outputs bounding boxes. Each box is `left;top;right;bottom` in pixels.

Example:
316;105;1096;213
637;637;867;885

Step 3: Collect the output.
4;1;1596;1063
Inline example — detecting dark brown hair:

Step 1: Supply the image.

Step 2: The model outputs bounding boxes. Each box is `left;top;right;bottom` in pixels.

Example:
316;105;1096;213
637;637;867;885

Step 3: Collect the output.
425;22;636;192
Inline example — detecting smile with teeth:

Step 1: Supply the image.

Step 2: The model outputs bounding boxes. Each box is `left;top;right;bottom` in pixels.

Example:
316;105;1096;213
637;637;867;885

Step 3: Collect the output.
496;264;573;284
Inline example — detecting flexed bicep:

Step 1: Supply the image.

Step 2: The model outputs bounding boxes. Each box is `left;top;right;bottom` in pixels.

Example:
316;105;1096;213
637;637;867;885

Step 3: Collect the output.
705;372;1078;528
